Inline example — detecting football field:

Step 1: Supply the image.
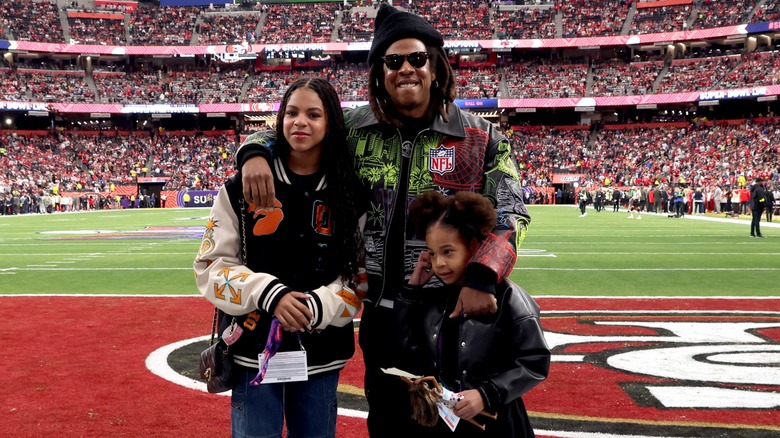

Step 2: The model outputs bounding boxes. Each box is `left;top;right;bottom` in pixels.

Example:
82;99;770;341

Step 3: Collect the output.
1;205;777;297
1;205;778;438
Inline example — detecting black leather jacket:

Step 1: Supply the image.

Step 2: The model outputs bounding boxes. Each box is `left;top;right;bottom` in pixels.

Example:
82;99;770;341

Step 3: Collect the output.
394;280;550;436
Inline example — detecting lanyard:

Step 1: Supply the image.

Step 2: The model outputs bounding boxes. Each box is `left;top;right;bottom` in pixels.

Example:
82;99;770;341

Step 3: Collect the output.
250;317;302;386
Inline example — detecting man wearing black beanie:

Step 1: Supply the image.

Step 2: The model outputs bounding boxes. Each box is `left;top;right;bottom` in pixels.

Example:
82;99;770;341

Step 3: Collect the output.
235;4;535;437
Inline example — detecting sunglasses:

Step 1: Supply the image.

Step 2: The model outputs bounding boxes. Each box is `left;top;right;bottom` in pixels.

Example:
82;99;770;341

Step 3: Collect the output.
381;51;430;70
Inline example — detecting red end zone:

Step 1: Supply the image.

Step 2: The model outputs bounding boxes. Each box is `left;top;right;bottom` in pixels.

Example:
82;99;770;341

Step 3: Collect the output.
0;296;777;437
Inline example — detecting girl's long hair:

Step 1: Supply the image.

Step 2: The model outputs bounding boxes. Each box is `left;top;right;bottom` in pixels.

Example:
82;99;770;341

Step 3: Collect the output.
274;77;363;280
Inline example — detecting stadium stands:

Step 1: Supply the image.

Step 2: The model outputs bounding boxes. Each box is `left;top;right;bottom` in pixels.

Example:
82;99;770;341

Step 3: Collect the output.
0;0;778;210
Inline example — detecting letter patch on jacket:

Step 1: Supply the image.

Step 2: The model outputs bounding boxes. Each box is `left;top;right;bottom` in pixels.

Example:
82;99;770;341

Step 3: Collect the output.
313;201;333;236
429;145;455;175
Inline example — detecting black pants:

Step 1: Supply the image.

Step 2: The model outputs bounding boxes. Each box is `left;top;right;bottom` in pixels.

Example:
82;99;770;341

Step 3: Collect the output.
359;304;426;437
751;208;764;236
579;201;587;214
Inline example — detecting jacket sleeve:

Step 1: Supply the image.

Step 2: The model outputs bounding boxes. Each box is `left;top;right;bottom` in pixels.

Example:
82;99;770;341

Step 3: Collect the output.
194;185;294;316
466;126;531;289
305;278;362;329
235;129;276;169
480;287;550;409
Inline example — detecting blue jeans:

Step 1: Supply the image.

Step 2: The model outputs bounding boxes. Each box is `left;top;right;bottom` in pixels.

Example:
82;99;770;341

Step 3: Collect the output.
231;368;339;438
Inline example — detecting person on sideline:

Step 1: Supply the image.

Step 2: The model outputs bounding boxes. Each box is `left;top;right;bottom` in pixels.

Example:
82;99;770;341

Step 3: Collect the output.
612;187;622;212
234;5;530;436
750;177;766;238
396;191;549;437
713;184;723;214
765;182;775;222
578;187;589;217
194;78;366;438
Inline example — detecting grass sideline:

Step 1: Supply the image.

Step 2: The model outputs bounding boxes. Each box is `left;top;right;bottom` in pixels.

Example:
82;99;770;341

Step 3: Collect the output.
0;205;778;297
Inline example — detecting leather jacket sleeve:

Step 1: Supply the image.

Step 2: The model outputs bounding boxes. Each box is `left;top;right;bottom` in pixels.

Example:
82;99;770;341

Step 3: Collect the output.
482;284;550;407
466;120;530;288
235;129;276;170
483;314;550;408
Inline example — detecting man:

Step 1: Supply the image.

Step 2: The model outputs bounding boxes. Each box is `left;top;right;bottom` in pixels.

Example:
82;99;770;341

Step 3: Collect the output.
765;183;775;222
713;184;723;214
653;184;663;213
750;177;766;238
236;4;531;436
578;187;590;217
612;187;622;212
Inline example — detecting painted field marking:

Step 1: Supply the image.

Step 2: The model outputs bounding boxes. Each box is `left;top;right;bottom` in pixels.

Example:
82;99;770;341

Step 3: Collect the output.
537;431;686;438
515;267;780;271
543;251;780;255
2;267;191;271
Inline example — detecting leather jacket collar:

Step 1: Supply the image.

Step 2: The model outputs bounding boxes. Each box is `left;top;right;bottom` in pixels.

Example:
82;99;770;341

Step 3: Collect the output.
353;103;467;138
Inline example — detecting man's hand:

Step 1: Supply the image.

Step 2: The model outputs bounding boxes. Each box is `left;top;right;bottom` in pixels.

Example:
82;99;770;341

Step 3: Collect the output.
274;292;313;332
453;389;485;421
449;286;497;318
242;156;275;209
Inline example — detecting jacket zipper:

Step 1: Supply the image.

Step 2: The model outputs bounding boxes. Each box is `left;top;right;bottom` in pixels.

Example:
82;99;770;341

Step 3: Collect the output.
376;127;428;306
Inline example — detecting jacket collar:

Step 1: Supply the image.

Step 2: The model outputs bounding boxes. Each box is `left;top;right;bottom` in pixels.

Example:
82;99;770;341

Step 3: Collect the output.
272;156;328;190
354;103;466;138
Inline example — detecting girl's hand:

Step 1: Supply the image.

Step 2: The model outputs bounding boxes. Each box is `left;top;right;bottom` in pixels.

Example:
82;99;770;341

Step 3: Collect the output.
409;251;434;285
453;389;485;421
274;292;313;332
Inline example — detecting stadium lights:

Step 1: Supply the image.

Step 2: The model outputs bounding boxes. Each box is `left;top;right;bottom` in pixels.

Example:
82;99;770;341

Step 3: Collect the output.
3;118;12;126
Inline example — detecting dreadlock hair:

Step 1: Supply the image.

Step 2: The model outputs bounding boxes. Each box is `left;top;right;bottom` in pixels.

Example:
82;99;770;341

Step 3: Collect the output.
274;77;363;281
410;191;496;244
367;45;457;127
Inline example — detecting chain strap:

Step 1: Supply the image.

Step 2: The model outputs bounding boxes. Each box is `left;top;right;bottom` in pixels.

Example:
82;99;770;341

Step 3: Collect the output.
239;198;248;264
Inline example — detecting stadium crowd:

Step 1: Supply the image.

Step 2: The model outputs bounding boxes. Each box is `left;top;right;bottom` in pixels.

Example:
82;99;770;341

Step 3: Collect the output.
1;0;779;215
2;117;779;214
10;48;777;104
0;0;774;45
510;117;779;205
0;130;235;214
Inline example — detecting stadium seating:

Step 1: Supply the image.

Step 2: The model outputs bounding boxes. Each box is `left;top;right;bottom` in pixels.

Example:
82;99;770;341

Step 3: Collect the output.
1;0;779;208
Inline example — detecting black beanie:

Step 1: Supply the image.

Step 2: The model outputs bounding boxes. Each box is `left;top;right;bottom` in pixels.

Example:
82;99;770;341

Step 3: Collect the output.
367;3;444;66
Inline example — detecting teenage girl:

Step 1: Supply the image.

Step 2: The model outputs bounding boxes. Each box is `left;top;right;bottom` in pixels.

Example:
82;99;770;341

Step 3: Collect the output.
195;77;365;438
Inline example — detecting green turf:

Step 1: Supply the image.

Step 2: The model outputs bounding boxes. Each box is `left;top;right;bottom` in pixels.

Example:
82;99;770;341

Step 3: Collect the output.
513;206;780;296
1;206;778;296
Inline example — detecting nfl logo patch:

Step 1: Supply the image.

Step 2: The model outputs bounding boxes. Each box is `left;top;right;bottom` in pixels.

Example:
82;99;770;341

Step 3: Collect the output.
429;145;455;175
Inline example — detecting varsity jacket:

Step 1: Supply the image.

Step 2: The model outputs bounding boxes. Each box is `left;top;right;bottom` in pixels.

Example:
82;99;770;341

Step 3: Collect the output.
194;157;362;375
395;280;550;437
236;104;531;306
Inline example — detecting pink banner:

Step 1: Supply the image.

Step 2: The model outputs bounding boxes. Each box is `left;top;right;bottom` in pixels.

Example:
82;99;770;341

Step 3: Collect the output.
637;0;693;9
94;0;138;12
49;103;124;113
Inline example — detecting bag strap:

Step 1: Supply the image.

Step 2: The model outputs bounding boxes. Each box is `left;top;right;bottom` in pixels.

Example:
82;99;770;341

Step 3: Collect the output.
209;307;219;346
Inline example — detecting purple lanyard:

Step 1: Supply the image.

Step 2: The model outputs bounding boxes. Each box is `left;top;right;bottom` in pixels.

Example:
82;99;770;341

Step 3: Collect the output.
250;317;302;386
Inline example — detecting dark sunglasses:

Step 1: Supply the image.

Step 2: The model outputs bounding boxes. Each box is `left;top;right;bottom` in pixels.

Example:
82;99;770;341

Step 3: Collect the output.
381;51;430;70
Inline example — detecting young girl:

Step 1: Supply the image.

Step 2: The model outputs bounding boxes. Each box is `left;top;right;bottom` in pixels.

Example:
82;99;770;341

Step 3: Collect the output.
194;77;365;438
395;191;550;437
